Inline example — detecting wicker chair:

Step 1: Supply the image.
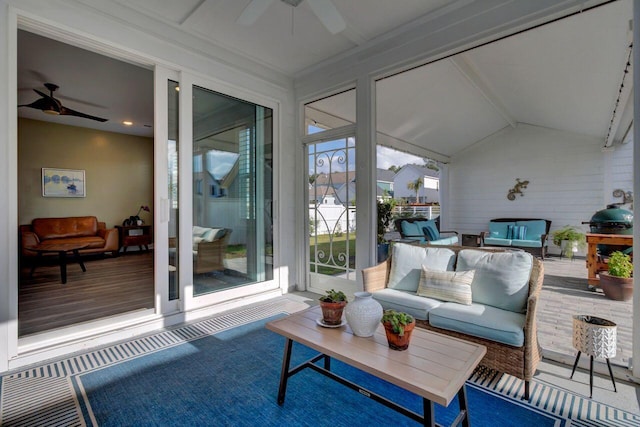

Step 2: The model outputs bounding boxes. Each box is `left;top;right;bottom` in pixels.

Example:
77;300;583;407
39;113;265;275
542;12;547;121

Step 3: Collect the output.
362;245;543;400
169;228;232;274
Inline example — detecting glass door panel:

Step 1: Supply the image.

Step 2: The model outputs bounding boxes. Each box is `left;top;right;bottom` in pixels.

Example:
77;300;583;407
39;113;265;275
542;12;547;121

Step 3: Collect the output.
168;80;179;300
192;85;273;296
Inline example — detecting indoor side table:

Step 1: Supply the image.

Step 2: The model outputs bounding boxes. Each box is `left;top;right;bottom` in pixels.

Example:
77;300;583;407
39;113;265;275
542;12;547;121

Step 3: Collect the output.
570;315;617;398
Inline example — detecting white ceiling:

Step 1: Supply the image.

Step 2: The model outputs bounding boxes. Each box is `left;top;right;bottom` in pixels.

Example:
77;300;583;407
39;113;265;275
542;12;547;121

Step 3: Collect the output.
18;30;154;137
17;0;633;157
112;0;456;76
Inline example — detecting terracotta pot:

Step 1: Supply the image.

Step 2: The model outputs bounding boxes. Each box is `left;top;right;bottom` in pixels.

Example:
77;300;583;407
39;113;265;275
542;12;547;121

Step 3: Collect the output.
319;301;347;325
599;272;633;301
383;320;416;351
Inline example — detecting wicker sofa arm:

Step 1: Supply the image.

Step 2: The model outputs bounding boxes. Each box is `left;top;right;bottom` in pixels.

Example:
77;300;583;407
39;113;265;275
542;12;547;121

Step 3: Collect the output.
362;259;391;293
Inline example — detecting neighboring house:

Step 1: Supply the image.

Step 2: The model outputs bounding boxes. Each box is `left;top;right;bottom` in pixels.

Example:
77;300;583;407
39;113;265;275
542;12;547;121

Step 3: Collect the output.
393;165;440;204
333;168;397;205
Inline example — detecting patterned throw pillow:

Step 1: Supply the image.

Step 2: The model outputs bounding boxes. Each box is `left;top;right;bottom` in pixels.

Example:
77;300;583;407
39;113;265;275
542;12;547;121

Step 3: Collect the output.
417;266;475;305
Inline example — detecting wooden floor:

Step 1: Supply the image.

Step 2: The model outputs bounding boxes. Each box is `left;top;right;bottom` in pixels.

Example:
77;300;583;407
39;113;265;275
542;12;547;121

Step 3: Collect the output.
19;251;154;336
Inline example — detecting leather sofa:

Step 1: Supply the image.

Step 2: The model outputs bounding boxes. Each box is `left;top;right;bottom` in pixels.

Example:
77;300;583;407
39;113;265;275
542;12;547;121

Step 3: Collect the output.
363;242;543;400
20;216;119;257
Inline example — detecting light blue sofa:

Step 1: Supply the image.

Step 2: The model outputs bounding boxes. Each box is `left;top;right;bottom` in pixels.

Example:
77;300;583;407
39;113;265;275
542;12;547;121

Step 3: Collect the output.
362;242;544;400
394;217;459;245
480;218;551;259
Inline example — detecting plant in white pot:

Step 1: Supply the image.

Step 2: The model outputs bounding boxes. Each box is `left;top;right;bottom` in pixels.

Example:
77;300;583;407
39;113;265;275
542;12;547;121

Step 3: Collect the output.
551;225;586;259
599;251;633;301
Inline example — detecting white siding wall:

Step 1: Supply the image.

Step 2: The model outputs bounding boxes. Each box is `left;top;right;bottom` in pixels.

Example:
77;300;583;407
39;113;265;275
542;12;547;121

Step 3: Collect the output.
449;123;604;255
607;139;633;208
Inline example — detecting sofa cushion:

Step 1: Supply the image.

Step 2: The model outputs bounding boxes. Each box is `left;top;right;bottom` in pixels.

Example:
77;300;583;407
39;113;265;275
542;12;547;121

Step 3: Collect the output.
45;236;106;249
203;228;225;242
192;225;211;238
429;236;459;246
371;288;442;321
417;267;475;305
33;216;98;240
488;221;515;239
400;221;426;242
387;243;456;292
483;237;512;246
429;302;526;347
511;239;542;248
456;249;533;313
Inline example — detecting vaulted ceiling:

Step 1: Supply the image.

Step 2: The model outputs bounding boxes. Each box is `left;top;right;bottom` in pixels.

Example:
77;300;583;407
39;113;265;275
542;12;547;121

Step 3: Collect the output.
17;0;633;159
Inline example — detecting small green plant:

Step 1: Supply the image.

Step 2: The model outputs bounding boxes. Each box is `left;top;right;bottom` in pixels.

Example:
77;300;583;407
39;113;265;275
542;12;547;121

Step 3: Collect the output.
381;309;414;336
319;289;347;303
607;251;633;278
551;225;586;248
551;225;586;258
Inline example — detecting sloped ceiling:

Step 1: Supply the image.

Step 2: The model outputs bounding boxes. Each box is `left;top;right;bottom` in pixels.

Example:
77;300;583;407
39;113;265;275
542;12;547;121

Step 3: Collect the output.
111;0;455;75
307;0;633;160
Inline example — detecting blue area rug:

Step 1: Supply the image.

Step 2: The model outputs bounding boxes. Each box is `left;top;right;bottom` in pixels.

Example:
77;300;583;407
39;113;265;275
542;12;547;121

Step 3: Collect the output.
77;316;567;426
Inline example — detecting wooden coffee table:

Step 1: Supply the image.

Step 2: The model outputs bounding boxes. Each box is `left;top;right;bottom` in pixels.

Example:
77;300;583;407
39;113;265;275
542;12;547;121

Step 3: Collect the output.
25;243;88;284
266;306;486;427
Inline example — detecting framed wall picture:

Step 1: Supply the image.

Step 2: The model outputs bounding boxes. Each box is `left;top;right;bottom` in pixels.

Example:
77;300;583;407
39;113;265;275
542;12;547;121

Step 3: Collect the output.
42;168;86;198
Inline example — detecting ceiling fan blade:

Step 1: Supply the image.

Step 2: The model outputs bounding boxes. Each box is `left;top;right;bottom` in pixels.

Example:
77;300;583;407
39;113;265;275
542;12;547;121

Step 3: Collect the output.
18;98;55;110
237;0;275;26
307;0;345;34
60;106;108;122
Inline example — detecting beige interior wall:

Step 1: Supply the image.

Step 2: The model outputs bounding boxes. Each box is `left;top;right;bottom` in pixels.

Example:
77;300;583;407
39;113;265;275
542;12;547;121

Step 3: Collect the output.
18;118;154;228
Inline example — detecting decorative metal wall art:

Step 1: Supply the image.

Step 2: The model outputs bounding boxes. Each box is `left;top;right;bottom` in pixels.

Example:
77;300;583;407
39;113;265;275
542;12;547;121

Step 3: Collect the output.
507;178;529;201
612;189;633;205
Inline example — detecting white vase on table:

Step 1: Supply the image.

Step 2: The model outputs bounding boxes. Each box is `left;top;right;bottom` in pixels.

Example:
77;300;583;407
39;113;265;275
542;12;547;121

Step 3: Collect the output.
345;291;383;337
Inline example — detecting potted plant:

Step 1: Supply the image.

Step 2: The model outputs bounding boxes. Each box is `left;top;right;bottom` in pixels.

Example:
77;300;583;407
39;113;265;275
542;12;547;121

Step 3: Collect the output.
377;199;395;262
319;289;348;325
599;251;633;301
380;309;416;351
551;225;586;259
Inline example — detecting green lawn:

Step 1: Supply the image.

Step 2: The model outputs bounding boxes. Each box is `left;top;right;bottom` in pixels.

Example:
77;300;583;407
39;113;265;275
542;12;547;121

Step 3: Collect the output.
310;233;356;275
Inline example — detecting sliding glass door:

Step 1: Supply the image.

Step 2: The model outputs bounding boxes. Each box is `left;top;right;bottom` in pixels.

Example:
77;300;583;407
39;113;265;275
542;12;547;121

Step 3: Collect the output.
191;86;273;296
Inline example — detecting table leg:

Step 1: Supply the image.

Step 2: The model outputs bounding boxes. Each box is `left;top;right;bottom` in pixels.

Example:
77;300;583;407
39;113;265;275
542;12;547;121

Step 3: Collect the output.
59;250;68;284
423;398;434;427
277;338;294;405
458;385;470;427
570;351;581;379
589;355;594;398
72;249;87;272
30;252;43;278
606;358;617;392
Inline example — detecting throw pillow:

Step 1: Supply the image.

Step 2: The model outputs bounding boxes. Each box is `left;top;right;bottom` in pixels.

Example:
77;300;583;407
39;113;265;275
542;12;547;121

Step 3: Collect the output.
417;267;475;305
422;226;438;241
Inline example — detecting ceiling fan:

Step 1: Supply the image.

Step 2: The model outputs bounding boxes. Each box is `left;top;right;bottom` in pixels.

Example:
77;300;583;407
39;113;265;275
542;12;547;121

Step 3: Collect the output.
238;0;346;35
18;83;108;122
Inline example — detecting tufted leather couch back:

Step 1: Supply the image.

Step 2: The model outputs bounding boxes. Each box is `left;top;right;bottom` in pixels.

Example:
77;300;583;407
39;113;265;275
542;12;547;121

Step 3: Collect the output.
32;216;98;240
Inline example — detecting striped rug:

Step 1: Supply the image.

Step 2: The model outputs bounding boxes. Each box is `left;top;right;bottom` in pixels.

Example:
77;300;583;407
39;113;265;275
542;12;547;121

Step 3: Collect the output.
1;300;638;427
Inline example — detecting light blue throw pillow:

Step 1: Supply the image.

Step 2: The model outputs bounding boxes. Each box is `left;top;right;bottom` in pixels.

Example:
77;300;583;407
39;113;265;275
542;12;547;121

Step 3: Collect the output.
456;249;533;313
387;243;456;292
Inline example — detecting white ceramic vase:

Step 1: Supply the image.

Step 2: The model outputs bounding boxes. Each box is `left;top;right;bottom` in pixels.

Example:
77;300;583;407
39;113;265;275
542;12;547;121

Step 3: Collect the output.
345;291;383;337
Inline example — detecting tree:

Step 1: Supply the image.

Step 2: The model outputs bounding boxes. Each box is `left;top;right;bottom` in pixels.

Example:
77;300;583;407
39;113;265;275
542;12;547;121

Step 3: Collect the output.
308;173;319;185
407;178;422;203
388;165;400;173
